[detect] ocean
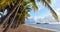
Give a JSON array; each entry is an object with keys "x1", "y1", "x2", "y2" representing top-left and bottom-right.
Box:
[{"x1": 25, "y1": 24, "x2": 60, "y2": 32}]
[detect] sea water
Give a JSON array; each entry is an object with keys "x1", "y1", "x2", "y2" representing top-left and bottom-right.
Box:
[{"x1": 25, "y1": 24, "x2": 60, "y2": 32}]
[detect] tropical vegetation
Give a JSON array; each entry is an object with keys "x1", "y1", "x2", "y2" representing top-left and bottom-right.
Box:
[{"x1": 0, "y1": 0, "x2": 58, "y2": 32}]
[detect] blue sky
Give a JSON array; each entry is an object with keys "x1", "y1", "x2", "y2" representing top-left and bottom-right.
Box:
[
  {"x1": 26, "y1": 0, "x2": 60, "y2": 24},
  {"x1": 29, "y1": 2, "x2": 50, "y2": 17},
  {"x1": 29, "y1": 0, "x2": 60, "y2": 18}
]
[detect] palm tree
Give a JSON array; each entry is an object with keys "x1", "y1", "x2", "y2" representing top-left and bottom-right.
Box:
[
  {"x1": 0, "y1": 0, "x2": 58, "y2": 32},
  {"x1": 0, "y1": 0, "x2": 30, "y2": 32},
  {"x1": 0, "y1": 0, "x2": 17, "y2": 10},
  {"x1": 39, "y1": 0, "x2": 59, "y2": 23}
]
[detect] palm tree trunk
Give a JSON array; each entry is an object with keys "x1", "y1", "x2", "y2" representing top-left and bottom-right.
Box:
[
  {"x1": 3, "y1": 6, "x2": 20, "y2": 32},
  {"x1": 3, "y1": 3, "x2": 25, "y2": 32},
  {"x1": 11, "y1": 5, "x2": 25, "y2": 28},
  {"x1": 44, "y1": 0, "x2": 58, "y2": 22},
  {"x1": 0, "y1": 0, "x2": 22, "y2": 29}
]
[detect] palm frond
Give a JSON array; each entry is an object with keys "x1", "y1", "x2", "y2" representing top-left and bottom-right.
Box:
[
  {"x1": 39, "y1": 0, "x2": 58, "y2": 21},
  {"x1": 29, "y1": 0, "x2": 38, "y2": 11},
  {"x1": 0, "y1": 0, "x2": 17, "y2": 10}
]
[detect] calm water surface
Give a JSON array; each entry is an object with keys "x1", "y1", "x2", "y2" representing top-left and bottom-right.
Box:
[{"x1": 27, "y1": 24, "x2": 60, "y2": 31}]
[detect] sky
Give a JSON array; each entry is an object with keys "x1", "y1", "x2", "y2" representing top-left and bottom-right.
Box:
[
  {"x1": 0, "y1": 9, "x2": 7, "y2": 18},
  {"x1": 0, "y1": 0, "x2": 60, "y2": 24},
  {"x1": 27, "y1": 0, "x2": 60, "y2": 24},
  {"x1": 28, "y1": 0, "x2": 60, "y2": 18},
  {"x1": 29, "y1": 0, "x2": 60, "y2": 17}
]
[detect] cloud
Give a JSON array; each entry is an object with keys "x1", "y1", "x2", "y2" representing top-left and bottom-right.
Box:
[
  {"x1": 55, "y1": 8, "x2": 60, "y2": 16},
  {"x1": 51, "y1": 0, "x2": 57, "y2": 6},
  {"x1": 56, "y1": 8, "x2": 60, "y2": 22},
  {"x1": 28, "y1": 16, "x2": 42, "y2": 22},
  {"x1": 57, "y1": 8, "x2": 60, "y2": 12},
  {"x1": 27, "y1": 14, "x2": 59, "y2": 24}
]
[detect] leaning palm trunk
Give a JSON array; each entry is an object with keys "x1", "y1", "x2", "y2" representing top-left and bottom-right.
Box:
[
  {"x1": 3, "y1": 5, "x2": 20, "y2": 32},
  {"x1": 3, "y1": 3, "x2": 25, "y2": 32},
  {"x1": 44, "y1": 0, "x2": 59, "y2": 22},
  {"x1": 0, "y1": 0, "x2": 22, "y2": 30},
  {"x1": 2, "y1": 0, "x2": 25, "y2": 32},
  {"x1": 0, "y1": 0, "x2": 59, "y2": 32}
]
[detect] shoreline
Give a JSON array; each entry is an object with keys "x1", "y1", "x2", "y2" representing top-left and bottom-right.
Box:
[
  {"x1": 24, "y1": 24, "x2": 60, "y2": 32},
  {"x1": 0, "y1": 24, "x2": 59, "y2": 32}
]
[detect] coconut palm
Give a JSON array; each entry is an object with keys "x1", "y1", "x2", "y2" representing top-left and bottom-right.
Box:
[
  {"x1": 0, "y1": 0, "x2": 58, "y2": 32},
  {"x1": 39, "y1": 0, "x2": 58, "y2": 21},
  {"x1": 0, "y1": 0, "x2": 30, "y2": 32}
]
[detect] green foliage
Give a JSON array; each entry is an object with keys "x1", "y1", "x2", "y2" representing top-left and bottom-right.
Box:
[
  {"x1": 29, "y1": 0, "x2": 38, "y2": 11},
  {"x1": 0, "y1": 0, "x2": 17, "y2": 10},
  {"x1": 0, "y1": 0, "x2": 58, "y2": 32}
]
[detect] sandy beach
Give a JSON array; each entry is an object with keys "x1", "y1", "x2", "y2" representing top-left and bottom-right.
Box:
[{"x1": 0, "y1": 24, "x2": 56, "y2": 32}]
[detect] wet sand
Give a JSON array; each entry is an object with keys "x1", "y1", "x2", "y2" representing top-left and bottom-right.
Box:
[{"x1": 0, "y1": 24, "x2": 56, "y2": 32}]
